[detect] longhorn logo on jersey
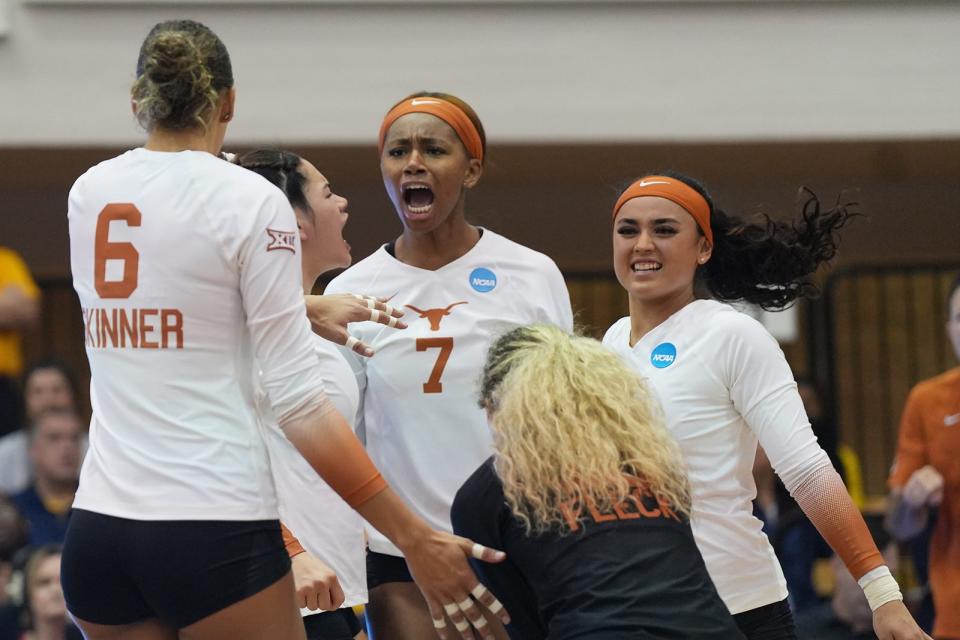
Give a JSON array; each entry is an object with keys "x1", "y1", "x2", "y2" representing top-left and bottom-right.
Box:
[
  {"x1": 405, "y1": 301, "x2": 468, "y2": 331},
  {"x1": 266, "y1": 228, "x2": 297, "y2": 253}
]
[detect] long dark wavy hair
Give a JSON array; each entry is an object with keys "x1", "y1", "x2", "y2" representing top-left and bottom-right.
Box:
[{"x1": 628, "y1": 171, "x2": 857, "y2": 310}]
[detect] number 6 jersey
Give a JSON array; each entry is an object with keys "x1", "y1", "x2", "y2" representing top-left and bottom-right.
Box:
[
  {"x1": 325, "y1": 228, "x2": 572, "y2": 556},
  {"x1": 68, "y1": 148, "x2": 332, "y2": 521}
]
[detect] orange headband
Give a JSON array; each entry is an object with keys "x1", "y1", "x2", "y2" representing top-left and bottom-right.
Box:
[
  {"x1": 613, "y1": 176, "x2": 713, "y2": 245},
  {"x1": 378, "y1": 97, "x2": 484, "y2": 164}
]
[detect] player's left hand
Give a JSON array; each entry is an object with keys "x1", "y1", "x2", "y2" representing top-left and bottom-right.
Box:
[
  {"x1": 872, "y1": 600, "x2": 932, "y2": 639},
  {"x1": 304, "y1": 293, "x2": 406, "y2": 357}
]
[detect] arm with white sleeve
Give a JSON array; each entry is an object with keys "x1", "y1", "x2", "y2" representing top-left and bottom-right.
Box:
[
  {"x1": 238, "y1": 191, "x2": 509, "y2": 639},
  {"x1": 722, "y1": 317, "x2": 928, "y2": 640}
]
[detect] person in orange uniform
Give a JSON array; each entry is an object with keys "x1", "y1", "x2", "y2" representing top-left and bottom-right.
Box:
[
  {"x1": 0, "y1": 247, "x2": 41, "y2": 434},
  {"x1": 887, "y1": 274, "x2": 960, "y2": 640}
]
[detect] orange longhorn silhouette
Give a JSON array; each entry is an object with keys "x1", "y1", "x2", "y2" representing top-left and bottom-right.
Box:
[{"x1": 404, "y1": 301, "x2": 469, "y2": 331}]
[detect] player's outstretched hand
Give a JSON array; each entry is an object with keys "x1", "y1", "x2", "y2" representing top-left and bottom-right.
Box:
[
  {"x1": 402, "y1": 530, "x2": 509, "y2": 640},
  {"x1": 873, "y1": 601, "x2": 932, "y2": 640},
  {"x1": 304, "y1": 293, "x2": 406, "y2": 357},
  {"x1": 291, "y1": 551, "x2": 345, "y2": 612}
]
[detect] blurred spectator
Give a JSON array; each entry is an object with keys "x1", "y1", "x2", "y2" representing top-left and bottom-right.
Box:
[
  {"x1": 0, "y1": 362, "x2": 79, "y2": 496},
  {"x1": 10, "y1": 411, "x2": 82, "y2": 547},
  {"x1": 0, "y1": 497, "x2": 29, "y2": 640},
  {"x1": 886, "y1": 274, "x2": 960, "y2": 640},
  {"x1": 0, "y1": 248, "x2": 40, "y2": 436},
  {"x1": 16, "y1": 545, "x2": 82, "y2": 640}
]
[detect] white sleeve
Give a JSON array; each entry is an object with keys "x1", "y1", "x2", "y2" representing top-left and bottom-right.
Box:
[
  {"x1": 720, "y1": 316, "x2": 832, "y2": 492},
  {"x1": 336, "y1": 343, "x2": 368, "y2": 444},
  {"x1": 539, "y1": 260, "x2": 574, "y2": 332},
  {"x1": 321, "y1": 276, "x2": 368, "y2": 441},
  {"x1": 239, "y1": 192, "x2": 331, "y2": 426}
]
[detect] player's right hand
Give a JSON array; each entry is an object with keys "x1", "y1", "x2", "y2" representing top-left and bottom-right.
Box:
[
  {"x1": 304, "y1": 293, "x2": 406, "y2": 357},
  {"x1": 292, "y1": 551, "x2": 345, "y2": 612},
  {"x1": 902, "y1": 465, "x2": 944, "y2": 508},
  {"x1": 402, "y1": 530, "x2": 509, "y2": 640}
]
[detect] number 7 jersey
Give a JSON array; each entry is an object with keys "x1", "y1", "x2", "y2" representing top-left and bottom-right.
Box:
[{"x1": 325, "y1": 229, "x2": 572, "y2": 556}]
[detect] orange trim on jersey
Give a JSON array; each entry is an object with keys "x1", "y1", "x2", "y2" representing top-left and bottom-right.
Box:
[
  {"x1": 613, "y1": 176, "x2": 713, "y2": 245},
  {"x1": 280, "y1": 522, "x2": 306, "y2": 558},
  {"x1": 793, "y1": 464, "x2": 883, "y2": 580},
  {"x1": 379, "y1": 97, "x2": 484, "y2": 163}
]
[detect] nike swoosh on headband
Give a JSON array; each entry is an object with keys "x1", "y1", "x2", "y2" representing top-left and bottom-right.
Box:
[{"x1": 636, "y1": 180, "x2": 671, "y2": 188}]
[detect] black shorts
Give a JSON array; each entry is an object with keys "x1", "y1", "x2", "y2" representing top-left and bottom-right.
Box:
[
  {"x1": 303, "y1": 608, "x2": 362, "y2": 640},
  {"x1": 62, "y1": 509, "x2": 290, "y2": 629},
  {"x1": 732, "y1": 598, "x2": 797, "y2": 640},
  {"x1": 366, "y1": 550, "x2": 413, "y2": 589}
]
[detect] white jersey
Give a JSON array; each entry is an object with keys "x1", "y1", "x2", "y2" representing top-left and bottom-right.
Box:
[
  {"x1": 69, "y1": 148, "x2": 331, "y2": 520},
  {"x1": 326, "y1": 228, "x2": 573, "y2": 555},
  {"x1": 603, "y1": 299, "x2": 829, "y2": 614},
  {"x1": 258, "y1": 335, "x2": 367, "y2": 612}
]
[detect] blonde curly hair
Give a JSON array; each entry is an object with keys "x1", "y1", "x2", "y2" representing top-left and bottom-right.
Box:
[{"x1": 479, "y1": 324, "x2": 691, "y2": 534}]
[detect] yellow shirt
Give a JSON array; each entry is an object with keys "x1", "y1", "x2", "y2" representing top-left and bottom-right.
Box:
[{"x1": 0, "y1": 247, "x2": 39, "y2": 376}]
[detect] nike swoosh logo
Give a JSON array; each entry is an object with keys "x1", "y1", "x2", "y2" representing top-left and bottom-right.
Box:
[
  {"x1": 944, "y1": 413, "x2": 960, "y2": 427},
  {"x1": 410, "y1": 98, "x2": 440, "y2": 106},
  {"x1": 636, "y1": 180, "x2": 671, "y2": 188}
]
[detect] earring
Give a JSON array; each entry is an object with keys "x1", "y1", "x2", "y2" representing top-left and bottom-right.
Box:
[{"x1": 221, "y1": 113, "x2": 232, "y2": 123}]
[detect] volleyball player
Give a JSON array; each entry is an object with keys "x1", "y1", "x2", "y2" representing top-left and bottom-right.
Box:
[
  {"x1": 324, "y1": 92, "x2": 573, "y2": 639},
  {"x1": 452, "y1": 324, "x2": 746, "y2": 639},
  {"x1": 602, "y1": 174, "x2": 928, "y2": 640},
  {"x1": 61, "y1": 22, "x2": 507, "y2": 640},
  {"x1": 235, "y1": 149, "x2": 369, "y2": 640}
]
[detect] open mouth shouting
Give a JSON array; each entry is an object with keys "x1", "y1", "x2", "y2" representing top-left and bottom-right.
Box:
[{"x1": 402, "y1": 183, "x2": 435, "y2": 216}]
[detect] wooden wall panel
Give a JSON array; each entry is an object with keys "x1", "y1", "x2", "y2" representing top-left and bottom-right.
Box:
[{"x1": 828, "y1": 267, "x2": 960, "y2": 497}]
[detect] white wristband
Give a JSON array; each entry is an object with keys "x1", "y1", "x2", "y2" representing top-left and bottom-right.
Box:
[{"x1": 857, "y1": 566, "x2": 903, "y2": 612}]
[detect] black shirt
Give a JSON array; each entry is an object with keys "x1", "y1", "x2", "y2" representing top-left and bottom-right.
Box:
[{"x1": 451, "y1": 457, "x2": 745, "y2": 640}]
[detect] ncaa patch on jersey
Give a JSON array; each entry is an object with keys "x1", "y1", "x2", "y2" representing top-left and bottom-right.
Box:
[
  {"x1": 469, "y1": 267, "x2": 497, "y2": 293},
  {"x1": 650, "y1": 342, "x2": 677, "y2": 368}
]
